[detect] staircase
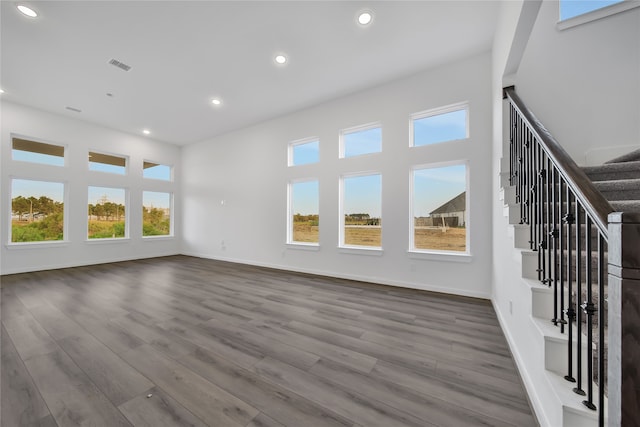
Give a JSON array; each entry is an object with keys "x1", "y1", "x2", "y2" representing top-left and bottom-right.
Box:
[{"x1": 500, "y1": 87, "x2": 640, "y2": 427}]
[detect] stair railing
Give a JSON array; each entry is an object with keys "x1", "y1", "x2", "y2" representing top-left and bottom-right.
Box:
[{"x1": 504, "y1": 86, "x2": 613, "y2": 426}]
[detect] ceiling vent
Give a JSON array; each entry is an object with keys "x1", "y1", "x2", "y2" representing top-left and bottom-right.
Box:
[
  {"x1": 108, "y1": 58, "x2": 131, "y2": 72},
  {"x1": 65, "y1": 106, "x2": 82, "y2": 113}
]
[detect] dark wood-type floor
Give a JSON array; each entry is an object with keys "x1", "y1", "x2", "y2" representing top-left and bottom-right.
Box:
[{"x1": 1, "y1": 255, "x2": 537, "y2": 427}]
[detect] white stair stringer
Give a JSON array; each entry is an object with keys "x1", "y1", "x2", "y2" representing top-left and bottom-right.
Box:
[{"x1": 497, "y1": 182, "x2": 602, "y2": 427}]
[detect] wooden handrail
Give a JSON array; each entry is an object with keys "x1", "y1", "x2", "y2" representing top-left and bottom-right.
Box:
[{"x1": 503, "y1": 86, "x2": 613, "y2": 236}]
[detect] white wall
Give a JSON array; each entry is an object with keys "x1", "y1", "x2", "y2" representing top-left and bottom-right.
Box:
[
  {"x1": 1, "y1": 102, "x2": 181, "y2": 274},
  {"x1": 182, "y1": 53, "x2": 493, "y2": 299},
  {"x1": 515, "y1": 1, "x2": 640, "y2": 165}
]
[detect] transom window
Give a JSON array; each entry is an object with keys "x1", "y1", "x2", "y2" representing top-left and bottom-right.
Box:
[
  {"x1": 12, "y1": 137, "x2": 65, "y2": 166},
  {"x1": 411, "y1": 103, "x2": 468, "y2": 147},
  {"x1": 340, "y1": 124, "x2": 382, "y2": 158},
  {"x1": 143, "y1": 162, "x2": 172, "y2": 181},
  {"x1": 560, "y1": 0, "x2": 623, "y2": 20},
  {"x1": 289, "y1": 138, "x2": 319, "y2": 166},
  {"x1": 89, "y1": 151, "x2": 127, "y2": 175}
]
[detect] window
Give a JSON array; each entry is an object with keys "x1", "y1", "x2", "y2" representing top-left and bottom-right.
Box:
[
  {"x1": 143, "y1": 191, "x2": 172, "y2": 237},
  {"x1": 89, "y1": 151, "x2": 127, "y2": 175},
  {"x1": 411, "y1": 103, "x2": 468, "y2": 147},
  {"x1": 289, "y1": 138, "x2": 319, "y2": 166},
  {"x1": 143, "y1": 161, "x2": 172, "y2": 181},
  {"x1": 88, "y1": 186, "x2": 127, "y2": 239},
  {"x1": 560, "y1": 0, "x2": 623, "y2": 20},
  {"x1": 340, "y1": 173, "x2": 382, "y2": 248},
  {"x1": 411, "y1": 163, "x2": 467, "y2": 253},
  {"x1": 12, "y1": 137, "x2": 65, "y2": 166},
  {"x1": 288, "y1": 180, "x2": 319, "y2": 244},
  {"x1": 340, "y1": 124, "x2": 382, "y2": 158},
  {"x1": 10, "y1": 179, "x2": 65, "y2": 243}
]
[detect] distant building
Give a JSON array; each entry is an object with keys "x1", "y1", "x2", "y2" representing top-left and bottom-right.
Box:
[{"x1": 430, "y1": 192, "x2": 466, "y2": 227}]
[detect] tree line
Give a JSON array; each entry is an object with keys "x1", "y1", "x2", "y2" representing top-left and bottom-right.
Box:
[
  {"x1": 88, "y1": 202, "x2": 125, "y2": 221},
  {"x1": 12, "y1": 196, "x2": 63, "y2": 221}
]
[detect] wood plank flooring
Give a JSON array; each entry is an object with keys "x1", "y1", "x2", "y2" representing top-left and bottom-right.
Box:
[{"x1": 1, "y1": 255, "x2": 537, "y2": 427}]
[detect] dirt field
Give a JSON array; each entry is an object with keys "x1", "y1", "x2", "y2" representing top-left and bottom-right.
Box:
[
  {"x1": 415, "y1": 227, "x2": 466, "y2": 252},
  {"x1": 345, "y1": 226, "x2": 381, "y2": 247},
  {"x1": 292, "y1": 223, "x2": 319, "y2": 243}
]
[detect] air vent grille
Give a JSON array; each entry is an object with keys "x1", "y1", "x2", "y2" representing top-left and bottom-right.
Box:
[
  {"x1": 65, "y1": 106, "x2": 82, "y2": 113},
  {"x1": 108, "y1": 58, "x2": 131, "y2": 71}
]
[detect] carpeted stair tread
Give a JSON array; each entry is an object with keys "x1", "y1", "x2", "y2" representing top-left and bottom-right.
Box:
[
  {"x1": 592, "y1": 178, "x2": 640, "y2": 201},
  {"x1": 604, "y1": 147, "x2": 640, "y2": 164},
  {"x1": 610, "y1": 200, "x2": 640, "y2": 212},
  {"x1": 582, "y1": 161, "x2": 640, "y2": 181}
]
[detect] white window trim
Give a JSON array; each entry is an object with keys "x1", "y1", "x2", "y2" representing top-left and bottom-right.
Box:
[
  {"x1": 143, "y1": 159, "x2": 174, "y2": 182},
  {"x1": 408, "y1": 160, "x2": 470, "y2": 256},
  {"x1": 11, "y1": 133, "x2": 67, "y2": 167},
  {"x1": 142, "y1": 191, "x2": 174, "y2": 238},
  {"x1": 88, "y1": 149, "x2": 129, "y2": 175},
  {"x1": 339, "y1": 171, "x2": 382, "y2": 250},
  {"x1": 288, "y1": 137, "x2": 320, "y2": 167},
  {"x1": 287, "y1": 178, "x2": 320, "y2": 246},
  {"x1": 339, "y1": 122, "x2": 382, "y2": 159},
  {"x1": 409, "y1": 101, "x2": 469, "y2": 147},
  {"x1": 87, "y1": 186, "x2": 130, "y2": 240},
  {"x1": 8, "y1": 176, "x2": 69, "y2": 245},
  {"x1": 557, "y1": 0, "x2": 640, "y2": 30}
]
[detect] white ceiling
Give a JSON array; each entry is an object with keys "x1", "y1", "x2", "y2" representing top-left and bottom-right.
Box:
[{"x1": 1, "y1": 1, "x2": 499, "y2": 146}]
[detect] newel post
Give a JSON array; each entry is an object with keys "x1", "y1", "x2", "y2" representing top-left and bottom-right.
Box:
[{"x1": 608, "y1": 212, "x2": 640, "y2": 427}]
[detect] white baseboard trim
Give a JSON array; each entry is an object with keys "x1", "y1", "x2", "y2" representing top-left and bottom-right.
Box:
[{"x1": 181, "y1": 251, "x2": 491, "y2": 300}]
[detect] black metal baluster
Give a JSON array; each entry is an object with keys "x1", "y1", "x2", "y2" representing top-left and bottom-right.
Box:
[
  {"x1": 598, "y1": 233, "x2": 605, "y2": 426},
  {"x1": 544, "y1": 156, "x2": 552, "y2": 286},
  {"x1": 529, "y1": 134, "x2": 537, "y2": 250},
  {"x1": 564, "y1": 190, "x2": 576, "y2": 383},
  {"x1": 574, "y1": 204, "x2": 585, "y2": 396},
  {"x1": 551, "y1": 167, "x2": 559, "y2": 323},
  {"x1": 582, "y1": 215, "x2": 596, "y2": 410},
  {"x1": 537, "y1": 149, "x2": 546, "y2": 281},
  {"x1": 558, "y1": 178, "x2": 566, "y2": 333}
]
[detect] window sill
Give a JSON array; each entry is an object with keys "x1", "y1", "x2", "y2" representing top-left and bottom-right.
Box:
[
  {"x1": 557, "y1": 1, "x2": 640, "y2": 30},
  {"x1": 338, "y1": 246, "x2": 383, "y2": 256},
  {"x1": 85, "y1": 238, "x2": 131, "y2": 244},
  {"x1": 407, "y1": 250, "x2": 472, "y2": 263},
  {"x1": 5, "y1": 241, "x2": 69, "y2": 250},
  {"x1": 142, "y1": 235, "x2": 174, "y2": 241},
  {"x1": 286, "y1": 243, "x2": 320, "y2": 251}
]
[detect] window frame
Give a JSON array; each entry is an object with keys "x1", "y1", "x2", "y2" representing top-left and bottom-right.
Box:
[
  {"x1": 11, "y1": 134, "x2": 67, "y2": 167},
  {"x1": 339, "y1": 122, "x2": 382, "y2": 159},
  {"x1": 409, "y1": 160, "x2": 470, "y2": 257},
  {"x1": 286, "y1": 178, "x2": 320, "y2": 247},
  {"x1": 410, "y1": 102, "x2": 469, "y2": 148},
  {"x1": 339, "y1": 171, "x2": 383, "y2": 252},
  {"x1": 86, "y1": 185, "x2": 130, "y2": 241},
  {"x1": 142, "y1": 190, "x2": 174, "y2": 238},
  {"x1": 88, "y1": 150, "x2": 129, "y2": 176},
  {"x1": 8, "y1": 176, "x2": 68, "y2": 246},
  {"x1": 557, "y1": 0, "x2": 639, "y2": 29},
  {"x1": 288, "y1": 137, "x2": 320, "y2": 167}
]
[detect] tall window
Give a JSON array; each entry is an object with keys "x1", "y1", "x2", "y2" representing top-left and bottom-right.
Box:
[
  {"x1": 143, "y1": 191, "x2": 172, "y2": 237},
  {"x1": 340, "y1": 124, "x2": 382, "y2": 158},
  {"x1": 143, "y1": 162, "x2": 172, "y2": 181},
  {"x1": 288, "y1": 180, "x2": 319, "y2": 244},
  {"x1": 12, "y1": 137, "x2": 65, "y2": 166},
  {"x1": 411, "y1": 163, "x2": 467, "y2": 253},
  {"x1": 88, "y1": 186, "x2": 127, "y2": 239},
  {"x1": 411, "y1": 103, "x2": 468, "y2": 147},
  {"x1": 289, "y1": 138, "x2": 319, "y2": 166},
  {"x1": 89, "y1": 151, "x2": 127, "y2": 175},
  {"x1": 10, "y1": 179, "x2": 65, "y2": 242},
  {"x1": 341, "y1": 173, "x2": 382, "y2": 248}
]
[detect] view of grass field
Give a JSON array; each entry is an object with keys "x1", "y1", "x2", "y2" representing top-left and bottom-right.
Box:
[
  {"x1": 415, "y1": 227, "x2": 466, "y2": 252},
  {"x1": 11, "y1": 213, "x2": 64, "y2": 242},
  {"x1": 88, "y1": 220, "x2": 125, "y2": 239}
]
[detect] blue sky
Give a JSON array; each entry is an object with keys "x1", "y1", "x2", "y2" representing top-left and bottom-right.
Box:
[
  {"x1": 292, "y1": 140, "x2": 319, "y2": 166},
  {"x1": 13, "y1": 149, "x2": 64, "y2": 166},
  {"x1": 144, "y1": 164, "x2": 172, "y2": 180},
  {"x1": 143, "y1": 191, "x2": 171, "y2": 209},
  {"x1": 344, "y1": 174, "x2": 381, "y2": 217},
  {"x1": 343, "y1": 127, "x2": 381, "y2": 157},
  {"x1": 88, "y1": 186, "x2": 125, "y2": 205},
  {"x1": 291, "y1": 181, "x2": 318, "y2": 215},
  {"x1": 414, "y1": 109, "x2": 466, "y2": 146},
  {"x1": 413, "y1": 164, "x2": 466, "y2": 217},
  {"x1": 89, "y1": 161, "x2": 126, "y2": 175},
  {"x1": 560, "y1": 0, "x2": 622, "y2": 20},
  {"x1": 12, "y1": 179, "x2": 64, "y2": 202}
]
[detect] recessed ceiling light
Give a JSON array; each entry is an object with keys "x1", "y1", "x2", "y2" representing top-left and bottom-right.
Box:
[
  {"x1": 211, "y1": 98, "x2": 222, "y2": 106},
  {"x1": 143, "y1": 129, "x2": 150, "y2": 135},
  {"x1": 358, "y1": 11, "x2": 373, "y2": 25},
  {"x1": 17, "y1": 5, "x2": 38, "y2": 18},
  {"x1": 275, "y1": 55, "x2": 287, "y2": 65}
]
